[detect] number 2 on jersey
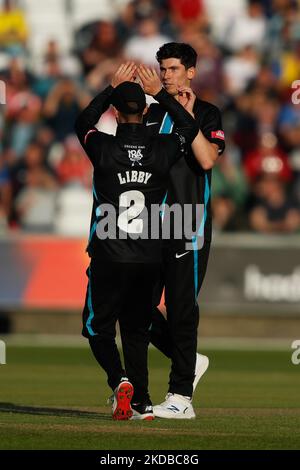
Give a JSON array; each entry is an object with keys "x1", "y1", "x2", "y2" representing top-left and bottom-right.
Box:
[{"x1": 117, "y1": 190, "x2": 145, "y2": 234}]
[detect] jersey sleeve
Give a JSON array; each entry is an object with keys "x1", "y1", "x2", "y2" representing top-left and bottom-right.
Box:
[
  {"x1": 199, "y1": 105, "x2": 225, "y2": 155},
  {"x1": 74, "y1": 85, "x2": 114, "y2": 166},
  {"x1": 75, "y1": 123, "x2": 108, "y2": 167},
  {"x1": 82, "y1": 129, "x2": 108, "y2": 166},
  {"x1": 160, "y1": 132, "x2": 188, "y2": 167},
  {"x1": 154, "y1": 88, "x2": 198, "y2": 144}
]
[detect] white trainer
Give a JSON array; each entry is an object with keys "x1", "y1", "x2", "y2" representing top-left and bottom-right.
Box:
[
  {"x1": 153, "y1": 393, "x2": 196, "y2": 419},
  {"x1": 193, "y1": 353, "x2": 209, "y2": 392}
]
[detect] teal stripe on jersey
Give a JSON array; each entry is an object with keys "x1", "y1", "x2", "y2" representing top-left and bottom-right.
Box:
[
  {"x1": 92, "y1": 177, "x2": 99, "y2": 202},
  {"x1": 87, "y1": 181, "x2": 101, "y2": 249},
  {"x1": 159, "y1": 112, "x2": 210, "y2": 300},
  {"x1": 88, "y1": 206, "x2": 101, "y2": 244},
  {"x1": 192, "y1": 235, "x2": 199, "y2": 302},
  {"x1": 197, "y1": 174, "x2": 210, "y2": 238},
  {"x1": 192, "y1": 174, "x2": 210, "y2": 301},
  {"x1": 86, "y1": 267, "x2": 97, "y2": 336},
  {"x1": 160, "y1": 191, "x2": 168, "y2": 220},
  {"x1": 159, "y1": 112, "x2": 174, "y2": 134}
]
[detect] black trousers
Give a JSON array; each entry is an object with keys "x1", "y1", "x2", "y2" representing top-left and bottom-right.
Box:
[
  {"x1": 150, "y1": 241, "x2": 211, "y2": 398},
  {"x1": 82, "y1": 257, "x2": 159, "y2": 403}
]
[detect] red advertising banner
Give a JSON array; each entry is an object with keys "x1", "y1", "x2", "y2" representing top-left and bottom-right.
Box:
[{"x1": 0, "y1": 236, "x2": 89, "y2": 309}]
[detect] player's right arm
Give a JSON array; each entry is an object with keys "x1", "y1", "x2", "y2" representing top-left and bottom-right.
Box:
[{"x1": 74, "y1": 85, "x2": 113, "y2": 160}]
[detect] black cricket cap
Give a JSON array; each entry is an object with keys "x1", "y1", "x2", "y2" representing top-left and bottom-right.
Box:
[{"x1": 111, "y1": 81, "x2": 146, "y2": 114}]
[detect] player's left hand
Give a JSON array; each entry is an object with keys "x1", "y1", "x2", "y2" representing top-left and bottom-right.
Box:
[
  {"x1": 111, "y1": 62, "x2": 137, "y2": 88},
  {"x1": 137, "y1": 65, "x2": 162, "y2": 96},
  {"x1": 177, "y1": 86, "x2": 196, "y2": 116}
]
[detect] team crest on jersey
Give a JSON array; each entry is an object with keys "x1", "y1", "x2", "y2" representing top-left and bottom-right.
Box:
[{"x1": 127, "y1": 148, "x2": 143, "y2": 166}]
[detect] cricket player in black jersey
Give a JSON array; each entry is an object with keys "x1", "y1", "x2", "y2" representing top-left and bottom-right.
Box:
[
  {"x1": 143, "y1": 43, "x2": 225, "y2": 419},
  {"x1": 75, "y1": 62, "x2": 198, "y2": 421}
]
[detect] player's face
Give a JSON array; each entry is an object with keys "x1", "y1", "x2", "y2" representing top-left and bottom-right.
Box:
[{"x1": 159, "y1": 58, "x2": 195, "y2": 96}]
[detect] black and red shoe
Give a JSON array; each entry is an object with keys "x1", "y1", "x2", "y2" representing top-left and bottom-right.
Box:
[{"x1": 131, "y1": 401, "x2": 154, "y2": 421}]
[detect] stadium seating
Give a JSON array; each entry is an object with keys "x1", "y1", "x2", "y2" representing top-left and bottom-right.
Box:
[
  {"x1": 71, "y1": 0, "x2": 117, "y2": 30},
  {"x1": 23, "y1": 0, "x2": 72, "y2": 55},
  {"x1": 203, "y1": 0, "x2": 247, "y2": 42},
  {"x1": 54, "y1": 186, "x2": 93, "y2": 236}
]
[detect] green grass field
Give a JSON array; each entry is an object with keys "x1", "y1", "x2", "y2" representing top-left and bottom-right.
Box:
[{"x1": 0, "y1": 345, "x2": 299, "y2": 450}]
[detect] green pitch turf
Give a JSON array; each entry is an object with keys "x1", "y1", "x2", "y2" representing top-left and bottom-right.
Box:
[{"x1": 0, "y1": 345, "x2": 299, "y2": 450}]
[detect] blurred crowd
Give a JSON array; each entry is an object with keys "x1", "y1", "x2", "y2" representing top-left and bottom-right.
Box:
[{"x1": 0, "y1": 0, "x2": 300, "y2": 236}]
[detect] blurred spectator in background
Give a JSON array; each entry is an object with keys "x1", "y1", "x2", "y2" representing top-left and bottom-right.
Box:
[
  {"x1": 179, "y1": 29, "x2": 223, "y2": 100},
  {"x1": 265, "y1": 0, "x2": 300, "y2": 77},
  {"x1": 275, "y1": 40, "x2": 300, "y2": 91},
  {"x1": 0, "y1": 0, "x2": 299, "y2": 235},
  {"x1": 278, "y1": 99, "x2": 300, "y2": 149},
  {"x1": 224, "y1": 46, "x2": 260, "y2": 97},
  {"x1": 5, "y1": 89, "x2": 41, "y2": 159},
  {"x1": 249, "y1": 64, "x2": 279, "y2": 96},
  {"x1": 0, "y1": 0, "x2": 28, "y2": 54},
  {"x1": 32, "y1": 56, "x2": 62, "y2": 100},
  {"x1": 1, "y1": 55, "x2": 29, "y2": 95},
  {"x1": 252, "y1": 96, "x2": 280, "y2": 139},
  {"x1": 249, "y1": 173, "x2": 300, "y2": 233},
  {"x1": 222, "y1": 0, "x2": 267, "y2": 53},
  {"x1": 10, "y1": 141, "x2": 57, "y2": 232},
  {"x1": 290, "y1": 148, "x2": 300, "y2": 205},
  {"x1": 34, "y1": 126, "x2": 55, "y2": 159},
  {"x1": 80, "y1": 21, "x2": 122, "y2": 75},
  {"x1": 244, "y1": 133, "x2": 293, "y2": 183},
  {"x1": 124, "y1": 16, "x2": 171, "y2": 66},
  {"x1": 115, "y1": 1, "x2": 137, "y2": 42},
  {"x1": 85, "y1": 59, "x2": 120, "y2": 95},
  {"x1": 3, "y1": 57, "x2": 42, "y2": 159},
  {"x1": 32, "y1": 40, "x2": 82, "y2": 99},
  {"x1": 14, "y1": 167, "x2": 57, "y2": 232},
  {"x1": 230, "y1": 92, "x2": 258, "y2": 155},
  {"x1": 9, "y1": 141, "x2": 55, "y2": 197},
  {"x1": 0, "y1": 156, "x2": 11, "y2": 232},
  {"x1": 231, "y1": 87, "x2": 280, "y2": 155},
  {"x1": 0, "y1": 195, "x2": 8, "y2": 233},
  {"x1": 43, "y1": 78, "x2": 90, "y2": 142},
  {"x1": 212, "y1": 143, "x2": 249, "y2": 231},
  {"x1": 56, "y1": 136, "x2": 91, "y2": 188},
  {"x1": 168, "y1": 0, "x2": 208, "y2": 31}
]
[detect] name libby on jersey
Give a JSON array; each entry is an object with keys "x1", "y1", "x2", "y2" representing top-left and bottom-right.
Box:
[{"x1": 118, "y1": 171, "x2": 152, "y2": 185}]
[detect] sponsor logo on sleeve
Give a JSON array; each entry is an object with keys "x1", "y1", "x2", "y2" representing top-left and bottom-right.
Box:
[{"x1": 211, "y1": 130, "x2": 225, "y2": 140}]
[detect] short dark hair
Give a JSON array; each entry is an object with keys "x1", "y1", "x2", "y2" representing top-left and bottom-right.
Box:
[{"x1": 156, "y1": 42, "x2": 197, "y2": 69}]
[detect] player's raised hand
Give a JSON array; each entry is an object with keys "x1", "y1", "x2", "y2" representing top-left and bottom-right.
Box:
[
  {"x1": 137, "y1": 65, "x2": 162, "y2": 96},
  {"x1": 111, "y1": 62, "x2": 137, "y2": 88},
  {"x1": 177, "y1": 86, "x2": 196, "y2": 116}
]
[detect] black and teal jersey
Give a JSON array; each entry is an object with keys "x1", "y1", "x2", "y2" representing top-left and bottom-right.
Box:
[
  {"x1": 144, "y1": 96, "x2": 225, "y2": 245},
  {"x1": 75, "y1": 86, "x2": 198, "y2": 263}
]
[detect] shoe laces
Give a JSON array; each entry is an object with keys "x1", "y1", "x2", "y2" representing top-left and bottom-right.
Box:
[
  {"x1": 172, "y1": 393, "x2": 192, "y2": 404},
  {"x1": 160, "y1": 393, "x2": 174, "y2": 406},
  {"x1": 163, "y1": 393, "x2": 192, "y2": 407}
]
